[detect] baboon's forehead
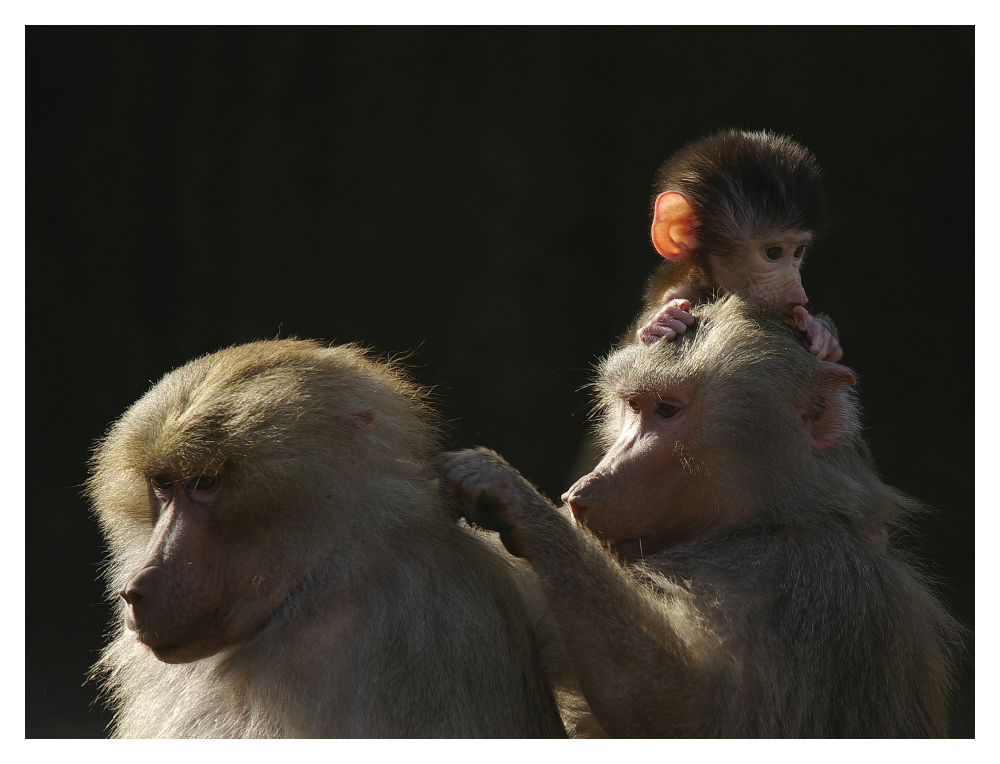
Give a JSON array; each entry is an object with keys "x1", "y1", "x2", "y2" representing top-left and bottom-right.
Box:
[
  {"x1": 107, "y1": 365, "x2": 320, "y2": 468},
  {"x1": 600, "y1": 304, "x2": 799, "y2": 396},
  {"x1": 598, "y1": 345, "x2": 693, "y2": 395},
  {"x1": 107, "y1": 344, "x2": 433, "y2": 473}
]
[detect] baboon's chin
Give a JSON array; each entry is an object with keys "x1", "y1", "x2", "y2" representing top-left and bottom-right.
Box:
[
  {"x1": 144, "y1": 634, "x2": 229, "y2": 664},
  {"x1": 135, "y1": 612, "x2": 230, "y2": 663}
]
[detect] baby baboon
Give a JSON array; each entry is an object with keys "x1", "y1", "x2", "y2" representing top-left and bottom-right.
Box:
[
  {"x1": 441, "y1": 296, "x2": 959, "y2": 737},
  {"x1": 88, "y1": 339, "x2": 565, "y2": 738},
  {"x1": 633, "y1": 129, "x2": 842, "y2": 361}
]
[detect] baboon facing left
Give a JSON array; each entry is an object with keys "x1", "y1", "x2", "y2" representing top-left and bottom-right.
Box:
[
  {"x1": 88, "y1": 339, "x2": 566, "y2": 738},
  {"x1": 442, "y1": 296, "x2": 960, "y2": 737}
]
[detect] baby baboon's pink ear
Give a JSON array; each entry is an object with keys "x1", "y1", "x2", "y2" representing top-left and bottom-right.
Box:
[{"x1": 651, "y1": 192, "x2": 699, "y2": 261}]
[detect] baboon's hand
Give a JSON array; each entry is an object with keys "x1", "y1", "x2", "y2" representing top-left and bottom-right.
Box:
[
  {"x1": 637, "y1": 299, "x2": 695, "y2": 345},
  {"x1": 437, "y1": 448, "x2": 536, "y2": 558},
  {"x1": 794, "y1": 307, "x2": 844, "y2": 362}
]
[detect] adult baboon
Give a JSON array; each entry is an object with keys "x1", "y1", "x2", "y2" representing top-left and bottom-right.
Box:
[
  {"x1": 88, "y1": 339, "x2": 566, "y2": 738},
  {"x1": 441, "y1": 296, "x2": 959, "y2": 737}
]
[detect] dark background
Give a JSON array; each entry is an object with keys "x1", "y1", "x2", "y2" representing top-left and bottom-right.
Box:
[{"x1": 26, "y1": 26, "x2": 974, "y2": 738}]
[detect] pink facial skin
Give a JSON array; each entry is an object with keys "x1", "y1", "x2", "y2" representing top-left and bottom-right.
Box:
[{"x1": 561, "y1": 386, "x2": 719, "y2": 562}]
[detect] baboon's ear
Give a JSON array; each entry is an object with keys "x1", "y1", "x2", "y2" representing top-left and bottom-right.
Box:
[
  {"x1": 798, "y1": 366, "x2": 856, "y2": 451},
  {"x1": 341, "y1": 408, "x2": 378, "y2": 465},
  {"x1": 651, "y1": 192, "x2": 699, "y2": 261},
  {"x1": 350, "y1": 408, "x2": 397, "y2": 460}
]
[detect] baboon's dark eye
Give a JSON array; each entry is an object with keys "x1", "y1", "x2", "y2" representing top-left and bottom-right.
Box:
[
  {"x1": 793, "y1": 245, "x2": 806, "y2": 259},
  {"x1": 765, "y1": 246, "x2": 782, "y2": 261},
  {"x1": 656, "y1": 402, "x2": 681, "y2": 419},
  {"x1": 190, "y1": 475, "x2": 218, "y2": 491},
  {"x1": 150, "y1": 474, "x2": 172, "y2": 489},
  {"x1": 627, "y1": 399, "x2": 640, "y2": 413}
]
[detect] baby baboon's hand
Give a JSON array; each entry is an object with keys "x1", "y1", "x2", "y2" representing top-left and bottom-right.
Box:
[
  {"x1": 637, "y1": 299, "x2": 694, "y2": 345},
  {"x1": 794, "y1": 306, "x2": 844, "y2": 362},
  {"x1": 437, "y1": 448, "x2": 536, "y2": 558}
]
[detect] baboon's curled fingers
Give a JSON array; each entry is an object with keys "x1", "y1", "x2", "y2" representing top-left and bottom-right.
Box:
[{"x1": 436, "y1": 448, "x2": 525, "y2": 534}]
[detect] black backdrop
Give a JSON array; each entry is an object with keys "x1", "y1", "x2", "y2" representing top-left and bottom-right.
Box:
[{"x1": 26, "y1": 26, "x2": 974, "y2": 738}]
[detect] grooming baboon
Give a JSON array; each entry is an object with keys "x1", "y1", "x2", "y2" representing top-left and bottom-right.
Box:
[
  {"x1": 441, "y1": 296, "x2": 958, "y2": 737},
  {"x1": 88, "y1": 339, "x2": 566, "y2": 738},
  {"x1": 632, "y1": 129, "x2": 842, "y2": 362}
]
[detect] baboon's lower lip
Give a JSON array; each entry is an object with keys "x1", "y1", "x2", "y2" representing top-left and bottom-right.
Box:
[{"x1": 131, "y1": 610, "x2": 217, "y2": 648}]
